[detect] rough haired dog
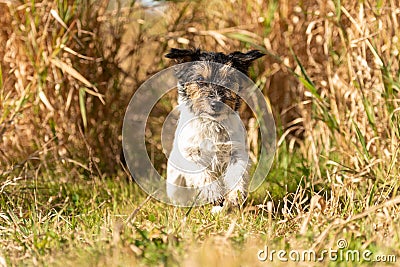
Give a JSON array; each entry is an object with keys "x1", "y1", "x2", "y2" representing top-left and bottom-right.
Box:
[{"x1": 165, "y1": 48, "x2": 264, "y2": 211}]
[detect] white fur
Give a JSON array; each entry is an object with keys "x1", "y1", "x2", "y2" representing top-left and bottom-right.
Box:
[{"x1": 166, "y1": 100, "x2": 249, "y2": 207}]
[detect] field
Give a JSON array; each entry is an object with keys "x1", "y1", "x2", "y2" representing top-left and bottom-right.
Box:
[{"x1": 1, "y1": 0, "x2": 400, "y2": 266}]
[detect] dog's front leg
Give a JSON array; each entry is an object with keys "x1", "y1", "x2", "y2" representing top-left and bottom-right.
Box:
[{"x1": 223, "y1": 149, "x2": 249, "y2": 207}]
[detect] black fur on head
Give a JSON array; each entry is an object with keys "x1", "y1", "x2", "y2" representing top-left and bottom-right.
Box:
[
  {"x1": 165, "y1": 48, "x2": 265, "y2": 118},
  {"x1": 165, "y1": 48, "x2": 264, "y2": 74}
]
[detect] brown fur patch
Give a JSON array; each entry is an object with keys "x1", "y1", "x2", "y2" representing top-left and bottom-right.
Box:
[
  {"x1": 224, "y1": 95, "x2": 238, "y2": 111},
  {"x1": 186, "y1": 83, "x2": 201, "y2": 100},
  {"x1": 180, "y1": 60, "x2": 245, "y2": 116}
]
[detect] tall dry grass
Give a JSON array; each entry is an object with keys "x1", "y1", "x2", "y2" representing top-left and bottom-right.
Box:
[
  {"x1": 0, "y1": 0, "x2": 144, "y2": 176},
  {"x1": 1, "y1": 0, "x2": 399, "y2": 198},
  {"x1": 1, "y1": 0, "x2": 400, "y2": 208},
  {"x1": 0, "y1": 0, "x2": 400, "y2": 264}
]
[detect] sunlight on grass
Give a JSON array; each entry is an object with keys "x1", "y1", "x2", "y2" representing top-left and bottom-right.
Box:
[{"x1": 1, "y1": 0, "x2": 400, "y2": 266}]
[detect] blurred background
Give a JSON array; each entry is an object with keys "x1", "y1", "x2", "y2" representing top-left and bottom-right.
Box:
[
  {"x1": 1, "y1": 0, "x2": 399, "y2": 199},
  {"x1": 1, "y1": 0, "x2": 400, "y2": 265}
]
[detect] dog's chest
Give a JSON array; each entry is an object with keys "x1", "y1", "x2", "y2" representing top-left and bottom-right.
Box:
[
  {"x1": 179, "y1": 118, "x2": 233, "y2": 169},
  {"x1": 181, "y1": 118, "x2": 229, "y2": 147}
]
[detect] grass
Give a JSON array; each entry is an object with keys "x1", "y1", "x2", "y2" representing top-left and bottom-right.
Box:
[
  {"x1": 1, "y1": 0, "x2": 400, "y2": 266},
  {"x1": 2, "y1": 166, "x2": 399, "y2": 266}
]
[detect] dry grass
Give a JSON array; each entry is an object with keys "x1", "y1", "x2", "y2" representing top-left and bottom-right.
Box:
[{"x1": 1, "y1": 0, "x2": 400, "y2": 266}]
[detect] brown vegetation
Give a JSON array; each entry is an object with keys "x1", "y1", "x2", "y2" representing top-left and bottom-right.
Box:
[{"x1": 1, "y1": 0, "x2": 399, "y2": 265}]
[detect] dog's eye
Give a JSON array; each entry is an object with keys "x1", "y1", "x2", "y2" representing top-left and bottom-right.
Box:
[
  {"x1": 196, "y1": 76, "x2": 205, "y2": 82},
  {"x1": 207, "y1": 94, "x2": 214, "y2": 98}
]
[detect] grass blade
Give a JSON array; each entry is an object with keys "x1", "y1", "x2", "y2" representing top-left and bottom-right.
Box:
[
  {"x1": 51, "y1": 58, "x2": 105, "y2": 104},
  {"x1": 0, "y1": 64, "x2": 3, "y2": 91},
  {"x1": 352, "y1": 120, "x2": 370, "y2": 160},
  {"x1": 291, "y1": 49, "x2": 322, "y2": 102},
  {"x1": 79, "y1": 88, "x2": 87, "y2": 129}
]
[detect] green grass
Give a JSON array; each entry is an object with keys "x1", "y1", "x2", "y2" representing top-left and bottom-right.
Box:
[
  {"x1": 1, "y1": 0, "x2": 400, "y2": 266},
  {"x1": 1, "y1": 160, "x2": 399, "y2": 266}
]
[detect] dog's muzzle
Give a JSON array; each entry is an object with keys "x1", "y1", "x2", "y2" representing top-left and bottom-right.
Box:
[{"x1": 210, "y1": 100, "x2": 224, "y2": 112}]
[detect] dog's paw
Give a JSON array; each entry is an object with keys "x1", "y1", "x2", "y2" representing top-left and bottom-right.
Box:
[
  {"x1": 225, "y1": 189, "x2": 246, "y2": 207},
  {"x1": 211, "y1": 205, "x2": 224, "y2": 214}
]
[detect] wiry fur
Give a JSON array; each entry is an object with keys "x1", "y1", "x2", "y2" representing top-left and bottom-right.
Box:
[{"x1": 165, "y1": 48, "x2": 264, "y2": 209}]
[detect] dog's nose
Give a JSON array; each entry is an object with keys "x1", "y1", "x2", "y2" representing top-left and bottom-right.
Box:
[{"x1": 210, "y1": 101, "x2": 223, "y2": 112}]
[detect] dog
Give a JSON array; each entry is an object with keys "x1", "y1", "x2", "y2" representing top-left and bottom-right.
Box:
[{"x1": 164, "y1": 48, "x2": 264, "y2": 211}]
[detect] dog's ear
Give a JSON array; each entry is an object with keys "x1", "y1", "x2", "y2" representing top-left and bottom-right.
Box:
[
  {"x1": 165, "y1": 48, "x2": 201, "y2": 63},
  {"x1": 229, "y1": 50, "x2": 265, "y2": 73}
]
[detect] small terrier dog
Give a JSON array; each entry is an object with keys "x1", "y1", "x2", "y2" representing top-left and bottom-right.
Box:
[{"x1": 165, "y1": 48, "x2": 264, "y2": 210}]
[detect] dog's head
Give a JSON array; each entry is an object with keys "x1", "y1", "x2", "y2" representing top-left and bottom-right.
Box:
[{"x1": 165, "y1": 48, "x2": 264, "y2": 119}]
